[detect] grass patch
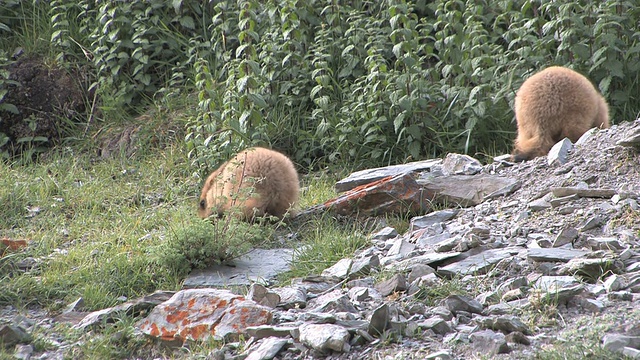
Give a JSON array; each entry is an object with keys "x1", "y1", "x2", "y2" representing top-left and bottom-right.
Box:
[
  {"x1": 0, "y1": 146, "x2": 194, "y2": 310},
  {"x1": 151, "y1": 215, "x2": 276, "y2": 277},
  {"x1": 413, "y1": 276, "x2": 471, "y2": 307},
  {"x1": 281, "y1": 213, "x2": 374, "y2": 282},
  {"x1": 297, "y1": 171, "x2": 341, "y2": 209},
  {"x1": 0, "y1": 123, "x2": 378, "y2": 358}
]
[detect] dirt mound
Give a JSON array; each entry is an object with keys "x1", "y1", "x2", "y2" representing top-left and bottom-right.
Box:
[{"x1": 0, "y1": 56, "x2": 89, "y2": 155}]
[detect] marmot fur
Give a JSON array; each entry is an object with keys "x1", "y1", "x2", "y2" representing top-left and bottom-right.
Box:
[
  {"x1": 198, "y1": 147, "x2": 300, "y2": 221},
  {"x1": 512, "y1": 66, "x2": 610, "y2": 161}
]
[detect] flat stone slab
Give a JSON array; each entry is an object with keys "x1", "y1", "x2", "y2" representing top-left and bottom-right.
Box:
[
  {"x1": 551, "y1": 187, "x2": 617, "y2": 198},
  {"x1": 335, "y1": 159, "x2": 442, "y2": 193},
  {"x1": 387, "y1": 252, "x2": 461, "y2": 272},
  {"x1": 527, "y1": 248, "x2": 589, "y2": 263},
  {"x1": 416, "y1": 174, "x2": 521, "y2": 207},
  {"x1": 184, "y1": 248, "x2": 293, "y2": 288},
  {"x1": 438, "y1": 249, "x2": 516, "y2": 277}
]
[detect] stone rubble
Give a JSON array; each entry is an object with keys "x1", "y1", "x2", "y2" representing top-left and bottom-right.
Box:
[{"x1": 2, "y1": 119, "x2": 640, "y2": 359}]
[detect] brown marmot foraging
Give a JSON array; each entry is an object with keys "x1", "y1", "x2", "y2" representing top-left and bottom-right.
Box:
[
  {"x1": 198, "y1": 147, "x2": 300, "y2": 221},
  {"x1": 512, "y1": 66, "x2": 610, "y2": 161}
]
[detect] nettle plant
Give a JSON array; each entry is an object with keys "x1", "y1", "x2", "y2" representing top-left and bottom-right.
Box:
[
  {"x1": 0, "y1": 56, "x2": 18, "y2": 159},
  {"x1": 12, "y1": 0, "x2": 637, "y2": 168}
]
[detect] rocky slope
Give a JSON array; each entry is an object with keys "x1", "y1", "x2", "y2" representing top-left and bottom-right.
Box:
[{"x1": 3, "y1": 119, "x2": 640, "y2": 360}]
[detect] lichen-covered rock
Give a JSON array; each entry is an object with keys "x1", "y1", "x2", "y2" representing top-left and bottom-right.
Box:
[{"x1": 136, "y1": 289, "x2": 272, "y2": 342}]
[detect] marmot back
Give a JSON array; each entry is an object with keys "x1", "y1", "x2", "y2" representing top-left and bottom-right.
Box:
[
  {"x1": 198, "y1": 147, "x2": 300, "y2": 222},
  {"x1": 512, "y1": 66, "x2": 610, "y2": 161}
]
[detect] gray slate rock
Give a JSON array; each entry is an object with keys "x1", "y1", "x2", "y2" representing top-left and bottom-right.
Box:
[
  {"x1": 63, "y1": 297, "x2": 85, "y2": 313},
  {"x1": 307, "y1": 290, "x2": 357, "y2": 313},
  {"x1": 245, "y1": 325, "x2": 298, "y2": 339},
  {"x1": 441, "y1": 294, "x2": 483, "y2": 315},
  {"x1": 534, "y1": 276, "x2": 579, "y2": 290},
  {"x1": 387, "y1": 238, "x2": 416, "y2": 258},
  {"x1": 552, "y1": 187, "x2": 617, "y2": 198},
  {"x1": 527, "y1": 248, "x2": 589, "y2": 263},
  {"x1": 74, "y1": 290, "x2": 174, "y2": 330},
  {"x1": 623, "y1": 347, "x2": 640, "y2": 359},
  {"x1": 529, "y1": 197, "x2": 552, "y2": 211},
  {"x1": 588, "y1": 237, "x2": 624, "y2": 251},
  {"x1": 531, "y1": 284, "x2": 585, "y2": 304},
  {"x1": 552, "y1": 227, "x2": 578, "y2": 247},
  {"x1": 369, "y1": 227, "x2": 399, "y2": 241},
  {"x1": 431, "y1": 306, "x2": 454, "y2": 320},
  {"x1": 245, "y1": 337, "x2": 289, "y2": 360},
  {"x1": 470, "y1": 329, "x2": 510, "y2": 355},
  {"x1": 441, "y1": 153, "x2": 483, "y2": 176},
  {"x1": 409, "y1": 209, "x2": 460, "y2": 231},
  {"x1": 438, "y1": 249, "x2": 515, "y2": 277},
  {"x1": 184, "y1": 248, "x2": 293, "y2": 287},
  {"x1": 368, "y1": 303, "x2": 390, "y2": 336},
  {"x1": 575, "y1": 127, "x2": 598, "y2": 145},
  {"x1": 272, "y1": 286, "x2": 307, "y2": 309},
  {"x1": 549, "y1": 194, "x2": 579, "y2": 208},
  {"x1": 348, "y1": 287, "x2": 374, "y2": 302},
  {"x1": 547, "y1": 138, "x2": 573, "y2": 166},
  {"x1": 335, "y1": 159, "x2": 441, "y2": 192},
  {"x1": 417, "y1": 317, "x2": 453, "y2": 335},
  {"x1": 602, "y1": 333, "x2": 640, "y2": 353},
  {"x1": 299, "y1": 323, "x2": 351, "y2": 353},
  {"x1": 560, "y1": 257, "x2": 623, "y2": 279},
  {"x1": 321, "y1": 258, "x2": 352, "y2": 279},
  {"x1": 505, "y1": 331, "x2": 531, "y2": 345},
  {"x1": 616, "y1": 123, "x2": 640, "y2": 148},
  {"x1": 13, "y1": 344, "x2": 33, "y2": 360},
  {"x1": 416, "y1": 174, "x2": 521, "y2": 207},
  {"x1": 497, "y1": 276, "x2": 529, "y2": 293},
  {"x1": 349, "y1": 255, "x2": 380, "y2": 279},
  {"x1": 475, "y1": 315, "x2": 531, "y2": 334},
  {"x1": 375, "y1": 274, "x2": 408, "y2": 296},
  {"x1": 0, "y1": 324, "x2": 32, "y2": 347},
  {"x1": 389, "y1": 252, "x2": 461, "y2": 272},
  {"x1": 407, "y1": 263, "x2": 436, "y2": 283},
  {"x1": 248, "y1": 283, "x2": 280, "y2": 308},
  {"x1": 425, "y1": 350, "x2": 454, "y2": 360}
]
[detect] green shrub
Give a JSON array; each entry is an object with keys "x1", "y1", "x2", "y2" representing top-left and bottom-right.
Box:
[{"x1": 154, "y1": 216, "x2": 274, "y2": 276}]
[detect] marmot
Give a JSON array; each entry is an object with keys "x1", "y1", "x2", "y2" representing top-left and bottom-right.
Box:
[
  {"x1": 512, "y1": 66, "x2": 610, "y2": 161},
  {"x1": 197, "y1": 147, "x2": 300, "y2": 221}
]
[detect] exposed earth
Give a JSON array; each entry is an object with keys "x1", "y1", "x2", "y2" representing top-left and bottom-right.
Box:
[{"x1": 0, "y1": 56, "x2": 88, "y2": 156}]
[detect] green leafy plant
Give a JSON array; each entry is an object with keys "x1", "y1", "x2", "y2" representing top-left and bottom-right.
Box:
[
  {"x1": 0, "y1": 50, "x2": 19, "y2": 159},
  {"x1": 2, "y1": 0, "x2": 640, "y2": 169},
  {"x1": 154, "y1": 191, "x2": 277, "y2": 276}
]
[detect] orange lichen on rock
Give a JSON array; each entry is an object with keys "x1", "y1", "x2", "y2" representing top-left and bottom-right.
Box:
[
  {"x1": 136, "y1": 289, "x2": 272, "y2": 343},
  {"x1": 323, "y1": 173, "x2": 432, "y2": 216},
  {"x1": 165, "y1": 310, "x2": 189, "y2": 324}
]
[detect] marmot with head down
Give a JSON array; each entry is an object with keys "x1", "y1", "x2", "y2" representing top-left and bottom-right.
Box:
[
  {"x1": 512, "y1": 66, "x2": 610, "y2": 161},
  {"x1": 197, "y1": 147, "x2": 300, "y2": 222}
]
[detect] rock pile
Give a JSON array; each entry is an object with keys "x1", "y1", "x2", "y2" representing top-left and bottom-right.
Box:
[{"x1": 3, "y1": 120, "x2": 640, "y2": 359}]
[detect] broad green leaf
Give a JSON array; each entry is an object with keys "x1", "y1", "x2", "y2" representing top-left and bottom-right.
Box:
[{"x1": 180, "y1": 16, "x2": 195, "y2": 29}]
